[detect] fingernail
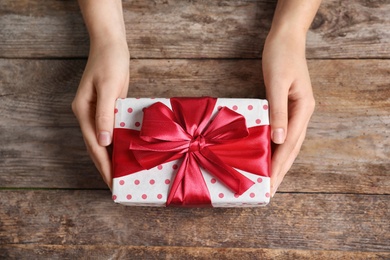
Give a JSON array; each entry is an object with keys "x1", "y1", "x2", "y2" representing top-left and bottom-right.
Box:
[
  {"x1": 272, "y1": 128, "x2": 285, "y2": 144},
  {"x1": 98, "y1": 131, "x2": 111, "y2": 146}
]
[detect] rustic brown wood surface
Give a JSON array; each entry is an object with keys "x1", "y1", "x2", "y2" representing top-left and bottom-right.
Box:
[
  {"x1": 2, "y1": 246, "x2": 390, "y2": 260},
  {"x1": 0, "y1": 0, "x2": 389, "y2": 259},
  {"x1": 0, "y1": 192, "x2": 389, "y2": 250},
  {"x1": 1, "y1": 0, "x2": 390, "y2": 59},
  {"x1": 1, "y1": 59, "x2": 389, "y2": 193}
]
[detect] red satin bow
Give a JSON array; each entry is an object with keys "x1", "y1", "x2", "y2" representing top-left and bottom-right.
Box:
[{"x1": 113, "y1": 97, "x2": 271, "y2": 207}]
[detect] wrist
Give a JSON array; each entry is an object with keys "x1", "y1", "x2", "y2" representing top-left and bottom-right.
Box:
[
  {"x1": 87, "y1": 18, "x2": 127, "y2": 49},
  {"x1": 90, "y1": 33, "x2": 128, "y2": 51},
  {"x1": 89, "y1": 37, "x2": 130, "y2": 61},
  {"x1": 267, "y1": 21, "x2": 308, "y2": 47},
  {"x1": 88, "y1": 14, "x2": 127, "y2": 47},
  {"x1": 267, "y1": 0, "x2": 321, "y2": 47},
  {"x1": 78, "y1": 0, "x2": 127, "y2": 49},
  {"x1": 265, "y1": 27, "x2": 307, "y2": 54}
]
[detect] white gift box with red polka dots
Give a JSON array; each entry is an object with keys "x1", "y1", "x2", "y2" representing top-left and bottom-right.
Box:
[{"x1": 112, "y1": 98, "x2": 271, "y2": 207}]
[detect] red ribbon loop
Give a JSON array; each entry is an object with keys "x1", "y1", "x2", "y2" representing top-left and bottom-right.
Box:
[{"x1": 113, "y1": 97, "x2": 271, "y2": 207}]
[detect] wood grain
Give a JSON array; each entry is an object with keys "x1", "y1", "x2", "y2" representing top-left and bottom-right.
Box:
[
  {"x1": 1, "y1": 59, "x2": 389, "y2": 192},
  {"x1": 1, "y1": 59, "x2": 388, "y2": 127},
  {"x1": 1, "y1": 0, "x2": 389, "y2": 257},
  {"x1": 0, "y1": 126, "x2": 106, "y2": 189},
  {"x1": 2, "y1": 245, "x2": 390, "y2": 260},
  {"x1": 1, "y1": 124, "x2": 388, "y2": 193},
  {"x1": 0, "y1": 191, "x2": 389, "y2": 252},
  {"x1": 1, "y1": 0, "x2": 390, "y2": 59}
]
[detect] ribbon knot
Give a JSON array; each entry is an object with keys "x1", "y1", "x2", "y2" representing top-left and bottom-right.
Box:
[
  {"x1": 189, "y1": 135, "x2": 205, "y2": 152},
  {"x1": 113, "y1": 97, "x2": 271, "y2": 207}
]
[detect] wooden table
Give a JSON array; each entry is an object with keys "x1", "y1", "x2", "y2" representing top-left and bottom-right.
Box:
[{"x1": 1, "y1": 0, "x2": 389, "y2": 259}]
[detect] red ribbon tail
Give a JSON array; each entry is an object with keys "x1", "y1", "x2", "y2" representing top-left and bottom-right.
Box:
[
  {"x1": 197, "y1": 147, "x2": 255, "y2": 195},
  {"x1": 166, "y1": 154, "x2": 212, "y2": 207}
]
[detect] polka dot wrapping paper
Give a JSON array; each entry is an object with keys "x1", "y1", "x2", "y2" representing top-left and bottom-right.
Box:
[{"x1": 112, "y1": 97, "x2": 271, "y2": 207}]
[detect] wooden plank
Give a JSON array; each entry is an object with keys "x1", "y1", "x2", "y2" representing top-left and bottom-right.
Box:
[
  {"x1": 0, "y1": 191, "x2": 389, "y2": 252},
  {"x1": 0, "y1": 59, "x2": 389, "y2": 192},
  {"x1": 1, "y1": 124, "x2": 388, "y2": 193},
  {"x1": 1, "y1": 0, "x2": 390, "y2": 59},
  {"x1": 295, "y1": 59, "x2": 390, "y2": 194},
  {"x1": 309, "y1": 0, "x2": 390, "y2": 59},
  {"x1": 0, "y1": 0, "x2": 89, "y2": 58},
  {"x1": 2, "y1": 245, "x2": 390, "y2": 260},
  {"x1": 0, "y1": 59, "x2": 84, "y2": 127},
  {"x1": 1, "y1": 59, "x2": 389, "y2": 127},
  {"x1": 0, "y1": 58, "x2": 265, "y2": 128},
  {"x1": 0, "y1": 126, "x2": 106, "y2": 189}
]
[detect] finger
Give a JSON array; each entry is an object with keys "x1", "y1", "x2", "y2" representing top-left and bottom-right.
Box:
[
  {"x1": 120, "y1": 66, "x2": 130, "y2": 98},
  {"x1": 95, "y1": 81, "x2": 123, "y2": 147},
  {"x1": 84, "y1": 136, "x2": 113, "y2": 189},
  {"x1": 270, "y1": 121, "x2": 308, "y2": 196},
  {"x1": 266, "y1": 82, "x2": 289, "y2": 144},
  {"x1": 120, "y1": 84, "x2": 129, "y2": 98},
  {"x1": 73, "y1": 95, "x2": 113, "y2": 189},
  {"x1": 270, "y1": 97, "x2": 314, "y2": 196}
]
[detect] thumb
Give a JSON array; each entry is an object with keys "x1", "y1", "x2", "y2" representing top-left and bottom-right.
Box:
[
  {"x1": 267, "y1": 84, "x2": 289, "y2": 144},
  {"x1": 95, "y1": 89, "x2": 117, "y2": 147}
]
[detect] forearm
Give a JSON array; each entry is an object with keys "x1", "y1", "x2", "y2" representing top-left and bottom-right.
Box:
[
  {"x1": 78, "y1": 0, "x2": 127, "y2": 47},
  {"x1": 268, "y1": 0, "x2": 322, "y2": 44}
]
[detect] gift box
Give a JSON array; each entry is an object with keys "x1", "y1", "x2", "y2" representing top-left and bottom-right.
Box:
[{"x1": 112, "y1": 97, "x2": 271, "y2": 207}]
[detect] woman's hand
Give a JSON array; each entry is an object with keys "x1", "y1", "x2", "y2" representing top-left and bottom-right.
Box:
[
  {"x1": 262, "y1": 0, "x2": 321, "y2": 196},
  {"x1": 73, "y1": 0, "x2": 129, "y2": 189},
  {"x1": 263, "y1": 29, "x2": 315, "y2": 197},
  {"x1": 72, "y1": 40, "x2": 129, "y2": 189}
]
